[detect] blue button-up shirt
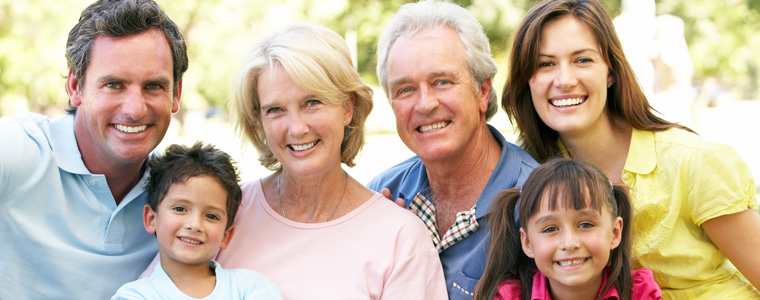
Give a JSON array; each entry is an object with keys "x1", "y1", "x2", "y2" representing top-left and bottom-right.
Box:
[
  {"x1": 368, "y1": 125, "x2": 538, "y2": 299},
  {"x1": 0, "y1": 113, "x2": 158, "y2": 299}
]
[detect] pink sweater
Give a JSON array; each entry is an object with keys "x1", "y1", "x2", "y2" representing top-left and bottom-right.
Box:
[{"x1": 215, "y1": 180, "x2": 447, "y2": 300}]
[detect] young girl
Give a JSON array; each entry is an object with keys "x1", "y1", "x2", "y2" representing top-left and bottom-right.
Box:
[{"x1": 474, "y1": 158, "x2": 661, "y2": 300}]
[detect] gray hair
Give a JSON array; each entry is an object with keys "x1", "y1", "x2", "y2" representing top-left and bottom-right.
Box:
[
  {"x1": 376, "y1": 0, "x2": 499, "y2": 120},
  {"x1": 65, "y1": 0, "x2": 188, "y2": 114}
]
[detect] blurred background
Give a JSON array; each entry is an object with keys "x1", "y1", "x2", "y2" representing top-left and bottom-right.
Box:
[{"x1": 1, "y1": 0, "x2": 759, "y2": 189}]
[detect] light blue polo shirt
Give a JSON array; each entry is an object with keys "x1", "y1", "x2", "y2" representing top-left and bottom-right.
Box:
[
  {"x1": 0, "y1": 113, "x2": 158, "y2": 299},
  {"x1": 112, "y1": 260, "x2": 283, "y2": 299},
  {"x1": 367, "y1": 125, "x2": 538, "y2": 300}
]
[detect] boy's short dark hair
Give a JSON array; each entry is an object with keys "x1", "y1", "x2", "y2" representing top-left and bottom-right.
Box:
[{"x1": 146, "y1": 142, "x2": 241, "y2": 229}]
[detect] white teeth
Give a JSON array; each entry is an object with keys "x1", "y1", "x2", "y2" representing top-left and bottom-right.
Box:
[
  {"x1": 557, "y1": 258, "x2": 587, "y2": 266},
  {"x1": 551, "y1": 97, "x2": 585, "y2": 107},
  {"x1": 179, "y1": 237, "x2": 201, "y2": 245},
  {"x1": 419, "y1": 121, "x2": 448, "y2": 133},
  {"x1": 290, "y1": 140, "x2": 317, "y2": 151},
  {"x1": 115, "y1": 124, "x2": 148, "y2": 133}
]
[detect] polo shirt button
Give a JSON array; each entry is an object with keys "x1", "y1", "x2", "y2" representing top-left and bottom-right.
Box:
[{"x1": 89, "y1": 179, "x2": 96, "y2": 185}]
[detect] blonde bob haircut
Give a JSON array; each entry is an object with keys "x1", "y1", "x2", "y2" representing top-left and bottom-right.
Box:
[{"x1": 229, "y1": 23, "x2": 373, "y2": 170}]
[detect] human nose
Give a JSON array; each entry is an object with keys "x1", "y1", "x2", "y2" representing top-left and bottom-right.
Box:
[
  {"x1": 553, "y1": 64, "x2": 578, "y2": 92},
  {"x1": 184, "y1": 213, "x2": 202, "y2": 232},
  {"x1": 559, "y1": 229, "x2": 581, "y2": 251},
  {"x1": 287, "y1": 111, "x2": 309, "y2": 138},
  {"x1": 413, "y1": 85, "x2": 439, "y2": 114},
  {"x1": 122, "y1": 87, "x2": 148, "y2": 120}
]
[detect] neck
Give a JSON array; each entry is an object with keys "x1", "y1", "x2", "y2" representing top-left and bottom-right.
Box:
[
  {"x1": 161, "y1": 259, "x2": 216, "y2": 298},
  {"x1": 547, "y1": 271, "x2": 604, "y2": 300},
  {"x1": 77, "y1": 145, "x2": 145, "y2": 207},
  {"x1": 276, "y1": 166, "x2": 352, "y2": 223},
  {"x1": 425, "y1": 124, "x2": 501, "y2": 202},
  {"x1": 559, "y1": 118, "x2": 632, "y2": 184}
]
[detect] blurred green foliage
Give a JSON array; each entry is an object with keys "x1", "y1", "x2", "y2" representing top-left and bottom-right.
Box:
[{"x1": 1, "y1": 0, "x2": 758, "y2": 117}]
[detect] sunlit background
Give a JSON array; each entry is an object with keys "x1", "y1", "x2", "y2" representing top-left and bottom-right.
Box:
[{"x1": 1, "y1": 0, "x2": 759, "y2": 190}]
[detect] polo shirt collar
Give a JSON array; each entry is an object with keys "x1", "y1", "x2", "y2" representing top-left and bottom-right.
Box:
[
  {"x1": 395, "y1": 125, "x2": 520, "y2": 219},
  {"x1": 50, "y1": 114, "x2": 91, "y2": 175},
  {"x1": 624, "y1": 128, "x2": 656, "y2": 175}
]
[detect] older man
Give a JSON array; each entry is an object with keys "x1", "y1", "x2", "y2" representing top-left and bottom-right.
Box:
[
  {"x1": 0, "y1": 0, "x2": 187, "y2": 298},
  {"x1": 368, "y1": 1, "x2": 538, "y2": 298}
]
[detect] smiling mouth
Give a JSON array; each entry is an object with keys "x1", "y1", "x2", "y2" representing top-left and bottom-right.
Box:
[
  {"x1": 114, "y1": 124, "x2": 148, "y2": 133},
  {"x1": 289, "y1": 140, "x2": 319, "y2": 151},
  {"x1": 179, "y1": 237, "x2": 202, "y2": 245},
  {"x1": 550, "y1": 97, "x2": 586, "y2": 108},
  {"x1": 557, "y1": 258, "x2": 587, "y2": 266},
  {"x1": 417, "y1": 121, "x2": 451, "y2": 133}
]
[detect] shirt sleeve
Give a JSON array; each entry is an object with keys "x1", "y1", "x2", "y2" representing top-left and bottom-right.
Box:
[
  {"x1": 630, "y1": 268, "x2": 662, "y2": 300},
  {"x1": 0, "y1": 115, "x2": 45, "y2": 202},
  {"x1": 494, "y1": 280, "x2": 522, "y2": 300},
  {"x1": 682, "y1": 142, "x2": 757, "y2": 226}
]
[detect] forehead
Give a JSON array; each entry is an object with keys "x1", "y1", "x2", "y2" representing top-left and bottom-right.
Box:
[
  {"x1": 257, "y1": 66, "x2": 307, "y2": 101},
  {"x1": 163, "y1": 175, "x2": 229, "y2": 211},
  {"x1": 538, "y1": 16, "x2": 600, "y2": 54},
  {"x1": 87, "y1": 28, "x2": 173, "y2": 79},
  {"x1": 386, "y1": 27, "x2": 470, "y2": 81}
]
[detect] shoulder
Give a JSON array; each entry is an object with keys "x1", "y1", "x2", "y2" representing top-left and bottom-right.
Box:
[
  {"x1": 630, "y1": 268, "x2": 663, "y2": 300},
  {"x1": 360, "y1": 194, "x2": 436, "y2": 250},
  {"x1": 366, "y1": 155, "x2": 423, "y2": 192},
  {"x1": 111, "y1": 278, "x2": 153, "y2": 300},
  {"x1": 491, "y1": 126, "x2": 540, "y2": 170},
  {"x1": 653, "y1": 128, "x2": 747, "y2": 169},
  {"x1": 0, "y1": 113, "x2": 56, "y2": 197},
  {"x1": 0, "y1": 113, "x2": 53, "y2": 154},
  {"x1": 220, "y1": 265, "x2": 282, "y2": 298}
]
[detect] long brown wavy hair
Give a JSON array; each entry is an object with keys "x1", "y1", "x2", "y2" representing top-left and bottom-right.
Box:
[{"x1": 502, "y1": 0, "x2": 692, "y2": 162}]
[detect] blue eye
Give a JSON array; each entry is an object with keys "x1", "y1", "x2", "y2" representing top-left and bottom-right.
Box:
[
  {"x1": 205, "y1": 213, "x2": 220, "y2": 221},
  {"x1": 306, "y1": 99, "x2": 321, "y2": 106}
]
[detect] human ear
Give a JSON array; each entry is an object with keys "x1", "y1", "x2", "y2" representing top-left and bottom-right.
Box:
[
  {"x1": 343, "y1": 93, "x2": 355, "y2": 125},
  {"x1": 143, "y1": 204, "x2": 158, "y2": 234},
  {"x1": 610, "y1": 216, "x2": 623, "y2": 249},
  {"x1": 66, "y1": 70, "x2": 82, "y2": 107},
  {"x1": 172, "y1": 80, "x2": 183, "y2": 114},
  {"x1": 520, "y1": 227, "x2": 535, "y2": 258},
  {"x1": 219, "y1": 225, "x2": 235, "y2": 250},
  {"x1": 478, "y1": 78, "x2": 492, "y2": 113},
  {"x1": 606, "y1": 71, "x2": 615, "y2": 88}
]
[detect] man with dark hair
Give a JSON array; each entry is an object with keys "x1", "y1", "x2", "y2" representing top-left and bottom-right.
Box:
[{"x1": 0, "y1": 0, "x2": 188, "y2": 298}]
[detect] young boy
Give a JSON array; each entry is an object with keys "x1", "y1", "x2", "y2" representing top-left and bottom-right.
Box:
[{"x1": 112, "y1": 142, "x2": 281, "y2": 299}]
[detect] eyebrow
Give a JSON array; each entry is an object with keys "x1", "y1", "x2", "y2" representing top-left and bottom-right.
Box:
[
  {"x1": 538, "y1": 48, "x2": 601, "y2": 58},
  {"x1": 145, "y1": 77, "x2": 172, "y2": 88},
  {"x1": 388, "y1": 70, "x2": 456, "y2": 89},
  {"x1": 531, "y1": 208, "x2": 601, "y2": 225}
]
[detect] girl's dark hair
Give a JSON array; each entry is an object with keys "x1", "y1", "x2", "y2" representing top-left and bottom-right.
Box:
[
  {"x1": 474, "y1": 158, "x2": 633, "y2": 300},
  {"x1": 146, "y1": 142, "x2": 242, "y2": 229},
  {"x1": 501, "y1": 0, "x2": 693, "y2": 162}
]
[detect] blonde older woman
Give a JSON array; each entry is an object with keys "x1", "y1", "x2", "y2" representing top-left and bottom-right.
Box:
[{"x1": 219, "y1": 23, "x2": 447, "y2": 299}]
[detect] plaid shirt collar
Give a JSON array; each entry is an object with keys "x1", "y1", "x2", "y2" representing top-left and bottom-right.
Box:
[{"x1": 409, "y1": 191, "x2": 479, "y2": 252}]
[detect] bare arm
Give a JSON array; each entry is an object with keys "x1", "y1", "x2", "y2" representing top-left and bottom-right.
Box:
[{"x1": 702, "y1": 209, "x2": 760, "y2": 288}]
